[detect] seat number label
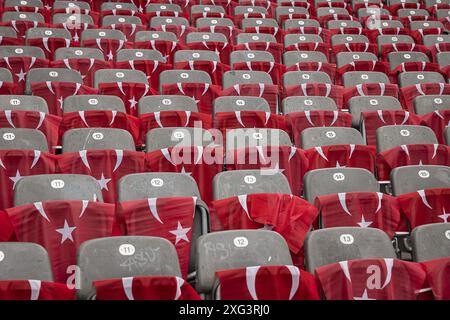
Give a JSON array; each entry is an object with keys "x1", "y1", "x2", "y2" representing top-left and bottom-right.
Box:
[
  {"x1": 51, "y1": 180, "x2": 65, "y2": 189},
  {"x1": 151, "y1": 178, "x2": 163, "y2": 187},
  {"x1": 340, "y1": 234, "x2": 354, "y2": 245},
  {"x1": 119, "y1": 244, "x2": 135, "y2": 256},
  {"x1": 233, "y1": 237, "x2": 248, "y2": 248}
]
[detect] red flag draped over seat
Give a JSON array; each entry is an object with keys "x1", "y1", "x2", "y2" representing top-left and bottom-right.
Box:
[
  {"x1": 106, "y1": 24, "x2": 148, "y2": 43},
  {"x1": 0, "y1": 150, "x2": 58, "y2": 210},
  {"x1": 0, "y1": 21, "x2": 46, "y2": 38},
  {"x1": 117, "y1": 197, "x2": 197, "y2": 279},
  {"x1": 400, "y1": 83, "x2": 450, "y2": 113},
  {"x1": 0, "y1": 110, "x2": 61, "y2": 153},
  {"x1": 26, "y1": 37, "x2": 72, "y2": 60},
  {"x1": 51, "y1": 58, "x2": 112, "y2": 88},
  {"x1": 233, "y1": 42, "x2": 284, "y2": 64},
  {"x1": 98, "y1": 82, "x2": 151, "y2": 117},
  {"x1": 314, "y1": 192, "x2": 407, "y2": 237},
  {"x1": 221, "y1": 84, "x2": 279, "y2": 114},
  {"x1": 304, "y1": 144, "x2": 376, "y2": 173},
  {"x1": 397, "y1": 188, "x2": 450, "y2": 229},
  {"x1": 146, "y1": 146, "x2": 224, "y2": 204},
  {"x1": 421, "y1": 257, "x2": 450, "y2": 300},
  {"x1": 0, "y1": 56, "x2": 49, "y2": 94},
  {"x1": 286, "y1": 62, "x2": 336, "y2": 84},
  {"x1": 5, "y1": 200, "x2": 116, "y2": 283},
  {"x1": 225, "y1": 146, "x2": 309, "y2": 197},
  {"x1": 58, "y1": 150, "x2": 146, "y2": 203},
  {"x1": 31, "y1": 82, "x2": 99, "y2": 117},
  {"x1": 343, "y1": 83, "x2": 399, "y2": 107},
  {"x1": 286, "y1": 111, "x2": 352, "y2": 147},
  {"x1": 81, "y1": 38, "x2": 133, "y2": 62},
  {"x1": 336, "y1": 61, "x2": 390, "y2": 86},
  {"x1": 0, "y1": 280, "x2": 75, "y2": 300},
  {"x1": 232, "y1": 61, "x2": 286, "y2": 86},
  {"x1": 283, "y1": 83, "x2": 344, "y2": 109},
  {"x1": 216, "y1": 265, "x2": 320, "y2": 300},
  {"x1": 186, "y1": 41, "x2": 233, "y2": 66},
  {"x1": 315, "y1": 258, "x2": 428, "y2": 300},
  {"x1": 134, "y1": 38, "x2": 181, "y2": 65},
  {"x1": 211, "y1": 193, "x2": 319, "y2": 268},
  {"x1": 420, "y1": 110, "x2": 450, "y2": 144},
  {"x1": 94, "y1": 276, "x2": 201, "y2": 300},
  {"x1": 173, "y1": 61, "x2": 230, "y2": 87},
  {"x1": 377, "y1": 144, "x2": 450, "y2": 181}
]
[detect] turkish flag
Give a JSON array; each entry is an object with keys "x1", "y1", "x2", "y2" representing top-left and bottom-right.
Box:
[
  {"x1": 233, "y1": 42, "x2": 284, "y2": 64},
  {"x1": 284, "y1": 83, "x2": 344, "y2": 110},
  {"x1": 105, "y1": 24, "x2": 148, "y2": 43},
  {"x1": 134, "y1": 39, "x2": 180, "y2": 65},
  {"x1": 81, "y1": 38, "x2": 133, "y2": 62},
  {"x1": 0, "y1": 56, "x2": 49, "y2": 94},
  {"x1": 343, "y1": 83, "x2": 399, "y2": 107},
  {"x1": 94, "y1": 276, "x2": 201, "y2": 300},
  {"x1": 173, "y1": 61, "x2": 230, "y2": 86},
  {"x1": 315, "y1": 258, "x2": 428, "y2": 300},
  {"x1": 0, "y1": 280, "x2": 75, "y2": 300},
  {"x1": 286, "y1": 62, "x2": 336, "y2": 85},
  {"x1": 400, "y1": 83, "x2": 450, "y2": 113},
  {"x1": 420, "y1": 110, "x2": 450, "y2": 144},
  {"x1": 0, "y1": 110, "x2": 61, "y2": 153},
  {"x1": 232, "y1": 61, "x2": 286, "y2": 86},
  {"x1": 0, "y1": 150, "x2": 58, "y2": 210},
  {"x1": 336, "y1": 61, "x2": 390, "y2": 86},
  {"x1": 284, "y1": 43, "x2": 330, "y2": 63},
  {"x1": 222, "y1": 83, "x2": 279, "y2": 114},
  {"x1": 186, "y1": 41, "x2": 232, "y2": 66},
  {"x1": 146, "y1": 146, "x2": 224, "y2": 204},
  {"x1": 6, "y1": 200, "x2": 116, "y2": 283},
  {"x1": 26, "y1": 37, "x2": 72, "y2": 60},
  {"x1": 314, "y1": 192, "x2": 407, "y2": 238},
  {"x1": 211, "y1": 193, "x2": 319, "y2": 267},
  {"x1": 225, "y1": 146, "x2": 309, "y2": 197},
  {"x1": 51, "y1": 58, "x2": 112, "y2": 88},
  {"x1": 380, "y1": 43, "x2": 429, "y2": 61},
  {"x1": 421, "y1": 257, "x2": 450, "y2": 300},
  {"x1": 117, "y1": 196, "x2": 197, "y2": 279},
  {"x1": 216, "y1": 265, "x2": 320, "y2": 300},
  {"x1": 0, "y1": 21, "x2": 46, "y2": 38},
  {"x1": 377, "y1": 144, "x2": 450, "y2": 181},
  {"x1": 58, "y1": 150, "x2": 146, "y2": 203},
  {"x1": 397, "y1": 188, "x2": 450, "y2": 229},
  {"x1": 286, "y1": 111, "x2": 352, "y2": 148}
]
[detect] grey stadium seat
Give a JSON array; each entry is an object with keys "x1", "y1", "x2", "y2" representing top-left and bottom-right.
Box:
[
  {"x1": 63, "y1": 95, "x2": 125, "y2": 113},
  {"x1": 2, "y1": 12, "x2": 45, "y2": 23},
  {"x1": 185, "y1": 32, "x2": 227, "y2": 44},
  {"x1": 275, "y1": 6, "x2": 309, "y2": 21},
  {"x1": 81, "y1": 29, "x2": 126, "y2": 42},
  {"x1": 303, "y1": 167, "x2": 379, "y2": 203},
  {"x1": 138, "y1": 95, "x2": 198, "y2": 115},
  {"x1": 436, "y1": 52, "x2": 450, "y2": 68},
  {"x1": 102, "y1": 15, "x2": 142, "y2": 27},
  {"x1": 423, "y1": 35, "x2": 450, "y2": 48},
  {"x1": 0, "y1": 67, "x2": 12, "y2": 83},
  {"x1": 283, "y1": 51, "x2": 328, "y2": 67},
  {"x1": 77, "y1": 236, "x2": 181, "y2": 300},
  {"x1": 222, "y1": 70, "x2": 273, "y2": 89},
  {"x1": 300, "y1": 127, "x2": 365, "y2": 150},
  {"x1": 62, "y1": 128, "x2": 136, "y2": 152},
  {"x1": 236, "y1": 33, "x2": 277, "y2": 44},
  {"x1": 0, "y1": 243, "x2": 53, "y2": 281},
  {"x1": 229, "y1": 51, "x2": 274, "y2": 65},
  {"x1": 150, "y1": 17, "x2": 190, "y2": 29},
  {"x1": 388, "y1": 52, "x2": 430, "y2": 70},
  {"x1": 327, "y1": 20, "x2": 362, "y2": 29},
  {"x1": 410, "y1": 21, "x2": 444, "y2": 31},
  {"x1": 26, "y1": 68, "x2": 83, "y2": 95},
  {"x1": 226, "y1": 128, "x2": 292, "y2": 151},
  {"x1": 14, "y1": 174, "x2": 103, "y2": 206},
  {"x1": 376, "y1": 125, "x2": 438, "y2": 152},
  {"x1": 190, "y1": 5, "x2": 225, "y2": 17},
  {"x1": 283, "y1": 71, "x2": 331, "y2": 87},
  {"x1": 377, "y1": 35, "x2": 415, "y2": 51},
  {"x1": 4, "y1": 0, "x2": 43, "y2": 7},
  {"x1": 358, "y1": 7, "x2": 391, "y2": 18},
  {"x1": 350, "y1": 96, "x2": 402, "y2": 127},
  {"x1": 282, "y1": 96, "x2": 337, "y2": 114},
  {"x1": 0, "y1": 128, "x2": 48, "y2": 151},
  {"x1": 336, "y1": 52, "x2": 378, "y2": 68},
  {"x1": 0, "y1": 95, "x2": 48, "y2": 113},
  {"x1": 398, "y1": 72, "x2": 445, "y2": 88},
  {"x1": 0, "y1": 26, "x2": 17, "y2": 38},
  {"x1": 213, "y1": 170, "x2": 292, "y2": 200},
  {"x1": 100, "y1": 2, "x2": 137, "y2": 12},
  {"x1": 53, "y1": 1, "x2": 91, "y2": 11},
  {"x1": 116, "y1": 49, "x2": 165, "y2": 62},
  {"x1": 174, "y1": 50, "x2": 220, "y2": 63},
  {"x1": 436, "y1": 8, "x2": 450, "y2": 20},
  {"x1": 374, "y1": 20, "x2": 404, "y2": 29},
  {"x1": 235, "y1": 5, "x2": 268, "y2": 15},
  {"x1": 54, "y1": 47, "x2": 105, "y2": 61},
  {"x1": 391, "y1": 165, "x2": 450, "y2": 195},
  {"x1": 317, "y1": 7, "x2": 349, "y2": 17},
  {"x1": 411, "y1": 223, "x2": 450, "y2": 262},
  {"x1": 331, "y1": 34, "x2": 369, "y2": 46},
  {"x1": 284, "y1": 18, "x2": 320, "y2": 30},
  {"x1": 342, "y1": 71, "x2": 390, "y2": 88},
  {"x1": 413, "y1": 95, "x2": 450, "y2": 115},
  {"x1": 213, "y1": 96, "x2": 270, "y2": 114},
  {"x1": 445, "y1": 127, "x2": 450, "y2": 145},
  {"x1": 145, "y1": 127, "x2": 222, "y2": 152},
  {"x1": 135, "y1": 31, "x2": 177, "y2": 43},
  {"x1": 241, "y1": 18, "x2": 278, "y2": 30},
  {"x1": 52, "y1": 13, "x2": 95, "y2": 25},
  {"x1": 159, "y1": 70, "x2": 211, "y2": 92},
  {"x1": 397, "y1": 9, "x2": 430, "y2": 18},
  {"x1": 0, "y1": 45, "x2": 46, "y2": 59},
  {"x1": 196, "y1": 230, "x2": 293, "y2": 296},
  {"x1": 25, "y1": 27, "x2": 71, "y2": 40},
  {"x1": 195, "y1": 17, "x2": 235, "y2": 28},
  {"x1": 304, "y1": 227, "x2": 397, "y2": 272},
  {"x1": 284, "y1": 34, "x2": 323, "y2": 47},
  {"x1": 146, "y1": 3, "x2": 182, "y2": 14},
  {"x1": 94, "y1": 69, "x2": 148, "y2": 88}
]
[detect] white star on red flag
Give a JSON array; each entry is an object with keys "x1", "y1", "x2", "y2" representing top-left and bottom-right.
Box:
[
  {"x1": 169, "y1": 221, "x2": 191, "y2": 245},
  {"x1": 55, "y1": 220, "x2": 76, "y2": 244}
]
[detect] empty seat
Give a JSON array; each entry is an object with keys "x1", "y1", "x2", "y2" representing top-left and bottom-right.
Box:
[
  {"x1": 222, "y1": 70, "x2": 272, "y2": 89},
  {"x1": 391, "y1": 165, "x2": 450, "y2": 195},
  {"x1": 283, "y1": 71, "x2": 331, "y2": 87},
  {"x1": 410, "y1": 21, "x2": 444, "y2": 31},
  {"x1": 300, "y1": 127, "x2": 364, "y2": 150},
  {"x1": 94, "y1": 69, "x2": 148, "y2": 89},
  {"x1": 229, "y1": 51, "x2": 274, "y2": 65},
  {"x1": 195, "y1": 17, "x2": 234, "y2": 28},
  {"x1": 226, "y1": 128, "x2": 292, "y2": 151},
  {"x1": 283, "y1": 51, "x2": 328, "y2": 67},
  {"x1": 139, "y1": 95, "x2": 198, "y2": 115},
  {"x1": 100, "y1": 2, "x2": 138, "y2": 12},
  {"x1": 213, "y1": 96, "x2": 270, "y2": 114},
  {"x1": 0, "y1": 128, "x2": 48, "y2": 151},
  {"x1": 303, "y1": 167, "x2": 379, "y2": 203},
  {"x1": 336, "y1": 52, "x2": 378, "y2": 68},
  {"x1": 2, "y1": 12, "x2": 45, "y2": 24},
  {"x1": 185, "y1": 32, "x2": 227, "y2": 44},
  {"x1": 376, "y1": 125, "x2": 439, "y2": 152},
  {"x1": 174, "y1": 50, "x2": 220, "y2": 63},
  {"x1": 327, "y1": 20, "x2": 362, "y2": 29},
  {"x1": 388, "y1": 52, "x2": 430, "y2": 70},
  {"x1": 342, "y1": 71, "x2": 390, "y2": 88},
  {"x1": 397, "y1": 9, "x2": 430, "y2": 18},
  {"x1": 0, "y1": 95, "x2": 48, "y2": 113},
  {"x1": 284, "y1": 18, "x2": 320, "y2": 30},
  {"x1": 411, "y1": 223, "x2": 450, "y2": 262},
  {"x1": 63, "y1": 95, "x2": 125, "y2": 113},
  {"x1": 52, "y1": 13, "x2": 95, "y2": 25},
  {"x1": 14, "y1": 174, "x2": 103, "y2": 206},
  {"x1": 62, "y1": 128, "x2": 135, "y2": 153},
  {"x1": 26, "y1": 68, "x2": 82, "y2": 95},
  {"x1": 53, "y1": 1, "x2": 91, "y2": 11},
  {"x1": 398, "y1": 72, "x2": 446, "y2": 88},
  {"x1": 423, "y1": 35, "x2": 450, "y2": 48},
  {"x1": 54, "y1": 47, "x2": 105, "y2": 61},
  {"x1": 436, "y1": 52, "x2": 450, "y2": 68},
  {"x1": 304, "y1": 227, "x2": 397, "y2": 272},
  {"x1": 241, "y1": 18, "x2": 278, "y2": 30},
  {"x1": 282, "y1": 96, "x2": 337, "y2": 114},
  {"x1": 102, "y1": 16, "x2": 142, "y2": 27},
  {"x1": 349, "y1": 96, "x2": 403, "y2": 127},
  {"x1": 331, "y1": 34, "x2": 369, "y2": 46},
  {"x1": 236, "y1": 33, "x2": 277, "y2": 44}
]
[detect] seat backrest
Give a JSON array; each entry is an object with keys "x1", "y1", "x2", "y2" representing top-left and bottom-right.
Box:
[
  {"x1": 25, "y1": 27, "x2": 71, "y2": 40},
  {"x1": 213, "y1": 170, "x2": 292, "y2": 200},
  {"x1": 2, "y1": 12, "x2": 45, "y2": 23},
  {"x1": 0, "y1": 242, "x2": 53, "y2": 281},
  {"x1": 331, "y1": 34, "x2": 369, "y2": 46},
  {"x1": 223, "y1": 70, "x2": 273, "y2": 89},
  {"x1": 150, "y1": 16, "x2": 189, "y2": 28},
  {"x1": 301, "y1": 127, "x2": 364, "y2": 150},
  {"x1": 349, "y1": 96, "x2": 402, "y2": 127},
  {"x1": 282, "y1": 96, "x2": 337, "y2": 113},
  {"x1": 62, "y1": 128, "x2": 135, "y2": 152},
  {"x1": 52, "y1": 13, "x2": 94, "y2": 25},
  {"x1": 54, "y1": 47, "x2": 105, "y2": 61},
  {"x1": 213, "y1": 96, "x2": 270, "y2": 114},
  {"x1": 317, "y1": 7, "x2": 349, "y2": 17},
  {"x1": 284, "y1": 18, "x2": 320, "y2": 30},
  {"x1": 118, "y1": 172, "x2": 200, "y2": 201},
  {"x1": 0, "y1": 67, "x2": 13, "y2": 83},
  {"x1": 423, "y1": 34, "x2": 450, "y2": 47},
  {"x1": 0, "y1": 128, "x2": 48, "y2": 151},
  {"x1": 0, "y1": 95, "x2": 48, "y2": 112},
  {"x1": 26, "y1": 68, "x2": 83, "y2": 94},
  {"x1": 145, "y1": 127, "x2": 222, "y2": 152},
  {"x1": 376, "y1": 125, "x2": 438, "y2": 152},
  {"x1": 411, "y1": 223, "x2": 450, "y2": 262},
  {"x1": 235, "y1": 33, "x2": 277, "y2": 44},
  {"x1": 327, "y1": 20, "x2": 362, "y2": 29},
  {"x1": 174, "y1": 50, "x2": 220, "y2": 63},
  {"x1": 226, "y1": 128, "x2": 292, "y2": 151},
  {"x1": 375, "y1": 19, "x2": 404, "y2": 29},
  {"x1": 398, "y1": 71, "x2": 445, "y2": 88},
  {"x1": 78, "y1": 236, "x2": 181, "y2": 299},
  {"x1": 445, "y1": 127, "x2": 450, "y2": 146},
  {"x1": 102, "y1": 15, "x2": 142, "y2": 27},
  {"x1": 138, "y1": 95, "x2": 198, "y2": 115},
  {"x1": 229, "y1": 50, "x2": 274, "y2": 65},
  {"x1": 185, "y1": 32, "x2": 227, "y2": 44},
  {"x1": 94, "y1": 69, "x2": 148, "y2": 88},
  {"x1": 0, "y1": 45, "x2": 45, "y2": 59},
  {"x1": 146, "y1": 3, "x2": 182, "y2": 13},
  {"x1": 236, "y1": 5, "x2": 268, "y2": 15},
  {"x1": 63, "y1": 95, "x2": 125, "y2": 113},
  {"x1": 196, "y1": 230, "x2": 293, "y2": 293},
  {"x1": 377, "y1": 35, "x2": 414, "y2": 48},
  {"x1": 135, "y1": 31, "x2": 177, "y2": 42},
  {"x1": 388, "y1": 52, "x2": 430, "y2": 70},
  {"x1": 159, "y1": 70, "x2": 211, "y2": 91},
  {"x1": 284, "y1": 34, "x2": 323, "y2": 47},
  {"x1": 100, "y1": 2, "x2": 137, "y2": 12},
  {"x1": 303, "y1": 167, "x2": 379, "y2": 203},
  {"x1": 304, "y1": 227, "x2": 397, "y2": 272},
  {"x1": 413, "y1": 95, "x2": 450, "y2": 115},
  {"x1": 391, "y1": 165, "x2": 450, "y2": 195},
  {"x1": 397, "y1": 8, "x2": 429, "y2": 17},
  {"x1": 283, "y1": 71, "x2": 331, "y2": 87},
  {"x1": 275, "y1": 6, "x2": 308, "y2": 20},
  {"x1": 336, "y1": 52, "x2": 378, "y2": 68},
  {"x1": 342, "y1": 71, "x2": 390, "y2": 88},
  {"x1": 5, "y1": 0, "x2": 43, "y2": 8},
  {"x1": 81, "y1": 29, "x2": 126, "y2": 42},
  {"x1": 241, "y1": 18, "x2": 278, "y2": 29},
  {"x1": 0, "y1": 26, "x2": 17, "y2": 38},
  {"x1": 14, "y1": 174, "x2": 103, "y2": 206},
  {"x1": 116, "y1": 49, "x2": 165, "y2": 62},
  {"x1": 190, "y1": 4, "x2": 225, "y2": 15},
  {"x1": 283, "y1": 51, "x2": 328, "y2": 67},
  {"x1": 53, "y1": 1, "x2": 91, "y2": 10}
]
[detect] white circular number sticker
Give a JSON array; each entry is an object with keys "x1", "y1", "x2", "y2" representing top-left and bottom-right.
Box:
[
  {"x1": 0, "y1": 251, "x2": 4, "y2": 262},
  {"x1": 400, "y1": 129, "x2": 410, "y2": 137},
  {"x1": 173, "y1": 131, "x2": 184, "y2": 139},
  {"x1": 369, "y1": 99, "x2": 378, "y2": 105},
  {"x1": 162, "y1": 99, "x2": 172, "y2": 105},
  {"x1": 244, "y1": 175, "x2": 256, "y2": 184},
  {"x1": 15, "y1": 48, "x2": 24, "y2": 54},
  {"x1": 119, "y1": 244, "x2": 135, "y2": 256},
  {"x1": 333, "y1": 172, "x2": 345, "y2": 181},
  {"x1": 434, "y1": 98, "x2": 442, "y2": 104},
  {"x1": 75, "y1": 50, "x2": 83, "y2": 56},
  {"x1": 253, "y1": 132, "x2": 263, "y2": 140},
  {"x1": 445, "y1": 230, "x2": 450, "y2": 240},
  {"x1": 233, "y1": 237, "x2": 248, "y2": 248},
  {"x1": 51, "y1": 179, "x2": 65, "y2": 189},
  {"x1": 88, "y1": 99, "x2": 98, "y2": 105},
  {"x1": 180, "y1": 73, "x2": 189, "y2": 79},
  {"x1": 49, "y1": 71, "x2": 59, "y2": 77},
  {"x1": 10, "y1": 99, "x2": 20, "y2": 105},
  {"x1": 243, "y1": 73, "x2": 251, "y2": 80},
  {"x1": 151, "y1": 178, "x2": 163, "y2": 187},
  {"x1": 44, "y1": 30, "x2": 53, "y2": 36},
  {"x1": 2, "y1": 133, "x2": 15, "y2": 141},
  {"x1": 236, "y1": 99, "x2": 245, "y2": 106},
  {"x1": 116, "y1": 72, "x2": 125, "y2": 78},
  {"x1": 92, "y1": 132, "x2": 104, "y2": 140},
  {"x1": 418, "y1": 170, "x2": 430, "y2": 178},
  {"x1": 340, "y1": 234, "x2": 354, "y2": 245},
  {"x1": 326, "y1": 131, "x2": 336, "y2": 138}
]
